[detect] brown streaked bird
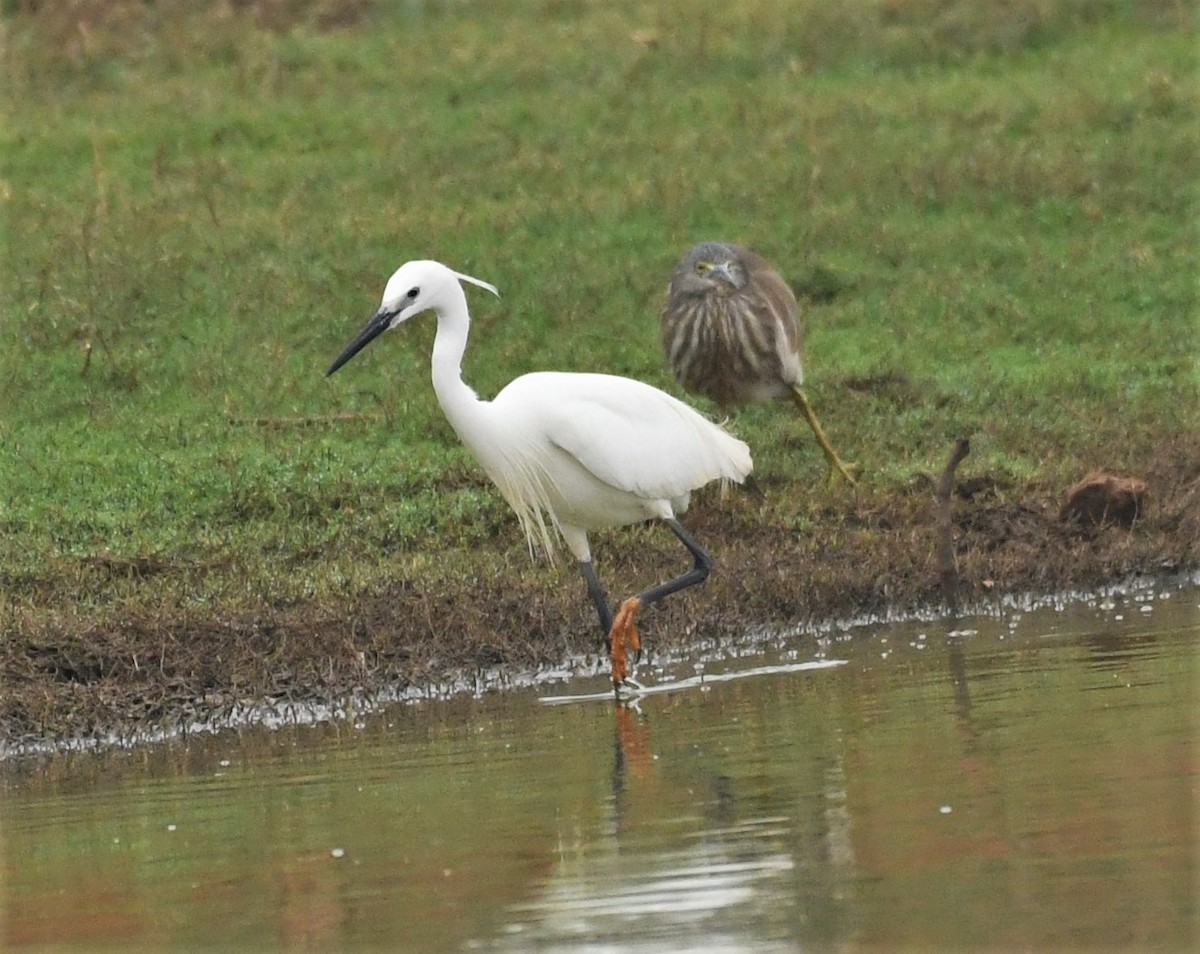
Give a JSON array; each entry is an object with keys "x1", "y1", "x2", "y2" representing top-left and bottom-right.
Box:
[{"x1": 662, "y1": 241, "x2": 858, "y2": 487}]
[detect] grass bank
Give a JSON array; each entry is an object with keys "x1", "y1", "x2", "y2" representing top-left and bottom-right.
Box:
[{"x1": 2, "y1": 0, "x2": 1197, "y2": 746}]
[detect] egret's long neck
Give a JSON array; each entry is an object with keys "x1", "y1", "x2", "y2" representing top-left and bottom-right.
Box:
[{"x1": 429, "y1": 287, "x2": 488, "y2": 443}]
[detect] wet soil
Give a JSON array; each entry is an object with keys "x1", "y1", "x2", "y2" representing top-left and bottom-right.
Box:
[{"x1": 3, "y1": 437, "x2": 1197, "y2": 751}]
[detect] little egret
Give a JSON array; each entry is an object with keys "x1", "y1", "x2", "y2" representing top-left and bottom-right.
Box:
[
  {"x1": 661, "y1": 242, "x2": 858, "y2": 487},
  {"x1": 326, "y1": 260, "x2": 752, "y2": 689}
]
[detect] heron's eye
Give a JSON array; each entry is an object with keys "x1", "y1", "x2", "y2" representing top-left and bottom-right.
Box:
[
  {"x1": 695, "y1": 262, "x2": 711, "y2": 275},
  {"x1": 406, "y1": 287, "x2": 419, "y2": 299}
]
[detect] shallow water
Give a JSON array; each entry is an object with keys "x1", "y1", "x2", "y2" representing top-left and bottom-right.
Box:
[{"x1": 2, "y1": 579, "x2": 1196, "y2": 952}]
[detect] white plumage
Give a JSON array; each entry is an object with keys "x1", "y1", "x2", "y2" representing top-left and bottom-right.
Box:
[
  {"x1": 327, "y1": 259, "x2": 752, "y2": 688},
  {"x1": 474, "y1": 371, "x2": 750, "y2": 559}
]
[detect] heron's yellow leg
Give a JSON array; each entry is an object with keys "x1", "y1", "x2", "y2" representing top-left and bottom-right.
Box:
[
  {"x1": 790, "y1": 385, "x2": 860, "y2": 488},
  {"x1": 608, "y1": 596, "x2": 643, "y2": 685}
]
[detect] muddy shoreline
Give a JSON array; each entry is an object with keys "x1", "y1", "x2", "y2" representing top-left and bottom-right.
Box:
[{"x1": 4, "y1": 439, "x2": 1197, "y2": 755}]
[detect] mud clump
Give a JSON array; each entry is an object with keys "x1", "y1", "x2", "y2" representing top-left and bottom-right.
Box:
[{"x1": 1060, "y1": 471, "x2": 1149, "y2": 528}]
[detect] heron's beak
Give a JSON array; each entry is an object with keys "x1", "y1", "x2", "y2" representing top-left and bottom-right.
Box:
[
  {"x1": 326, "y1": 306, "x2": 395, "y2": 377},
  {"x1": 713, "y1": 261, "x2": 743, "y2": 290}
]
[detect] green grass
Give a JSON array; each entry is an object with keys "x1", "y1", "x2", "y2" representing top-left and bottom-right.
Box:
[{"x1": 2, "y1": 0, "x2": 1197, "y2": 620}]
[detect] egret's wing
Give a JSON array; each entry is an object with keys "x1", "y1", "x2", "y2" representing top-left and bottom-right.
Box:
[{"x1": 514, "y1": 373, "x2": 751, "y2": 500}]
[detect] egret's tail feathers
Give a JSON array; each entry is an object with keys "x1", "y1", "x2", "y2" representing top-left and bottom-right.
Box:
[{"x1": 683, "y1": 409, "x2": 752, "y2": 490}]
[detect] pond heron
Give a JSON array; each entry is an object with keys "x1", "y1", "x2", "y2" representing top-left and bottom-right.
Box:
[
  {"x1": 662, "y1": 241, "x2": 858, "y2": 487},
  {"x1": 326, "y1": 260, "x2": 752, "y2": 690}
]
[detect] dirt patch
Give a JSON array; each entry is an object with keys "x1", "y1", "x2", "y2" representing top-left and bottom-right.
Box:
[{"x1": 3, "y1": 437, "x2": 1197, "y2": 751}]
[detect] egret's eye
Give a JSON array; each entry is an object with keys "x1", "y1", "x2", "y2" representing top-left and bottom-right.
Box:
[{"x1": 406, "y1": 287, "x2": 419, "y2": 299}]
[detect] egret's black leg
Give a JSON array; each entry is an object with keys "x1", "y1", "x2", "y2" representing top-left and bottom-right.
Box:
[
  {"x1": 607, "y1": 518, "x2": 716, "y2": 688},
  {"x1": 635, "y1": 518, "x2": 714, "y2": 608},
  {"x1": 578, "y1": 559, "x2": 613, "y2": 642}
]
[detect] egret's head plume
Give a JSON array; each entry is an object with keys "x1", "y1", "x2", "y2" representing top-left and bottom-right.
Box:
[{"x1": 452, "y1": 268, "x2": 500, "y2": 298}]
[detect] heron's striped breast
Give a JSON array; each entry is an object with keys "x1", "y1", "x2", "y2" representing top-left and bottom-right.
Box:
[{"x1": 662, "y1": 293, "x2": 790, "y2": 407}]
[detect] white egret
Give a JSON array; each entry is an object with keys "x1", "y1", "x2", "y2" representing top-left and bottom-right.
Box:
[{"x1": 326, "y1": 260, "x2": 752, "y2": 688}]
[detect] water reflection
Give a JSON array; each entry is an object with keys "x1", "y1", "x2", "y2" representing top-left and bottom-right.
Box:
[
  {"x1": 2, "y1": 579, "x2": 1196, "y2": 953},
  {"x1": 490, "y1": 695, "x2": 860, "y2": 953},
  {"x1": 496, "y1": 834, "x2": 798, "y2": 953}
]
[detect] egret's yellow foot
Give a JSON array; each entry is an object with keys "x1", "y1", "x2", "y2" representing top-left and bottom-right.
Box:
[{"x1": 608, "y1": 596, "x2": 643, "y2": 686}]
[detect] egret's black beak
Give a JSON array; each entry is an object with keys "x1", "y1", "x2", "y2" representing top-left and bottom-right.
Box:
[{"x1": 326, "y1": 307, "x2": 395, "y2": 377}]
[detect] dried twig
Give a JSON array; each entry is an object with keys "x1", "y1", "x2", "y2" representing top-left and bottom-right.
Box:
[{"x1": 936, "y1": 437, "x2": 971, "y2": 610}]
